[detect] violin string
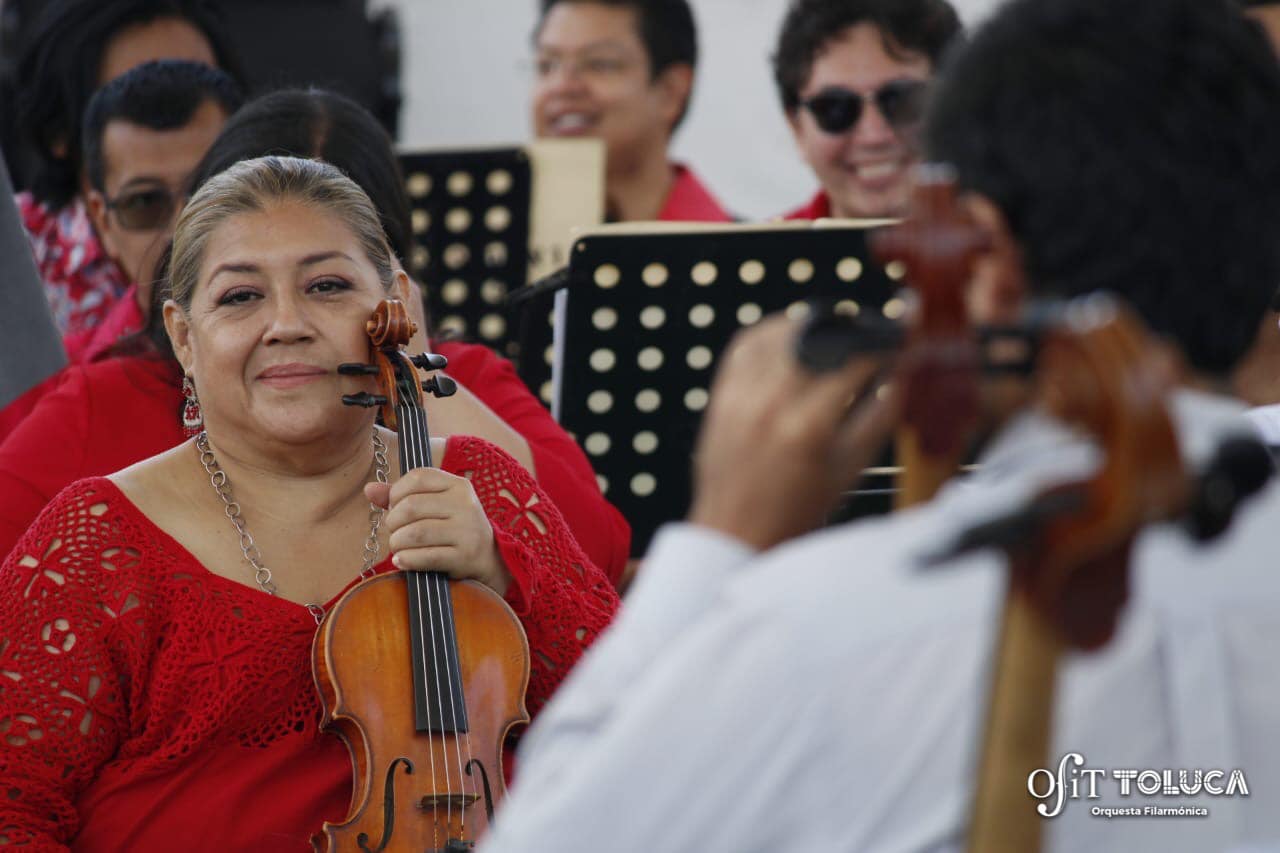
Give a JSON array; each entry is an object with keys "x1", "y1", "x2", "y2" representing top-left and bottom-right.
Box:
[
  {"x1": 432, "y1": 571, "x2": 467, "y2": 829},
  {"x1": 412, "y1": 571, "x2": 440, "y2": 827},
  {"x1": 438, "y1": 566, "x2": 477, "y2": 833},
  {"x1": 410, "y1": 401, "x2": 471, "y2": 831},
  {"x1": 424, "y1": 561, "x2": 455, "y2": 828},
  {"x1": 402, "y1": 401, "x2": 449, "y2": 828},
  {"x1": 425, "y1": 420, "x2": 457, "y2": 829}
]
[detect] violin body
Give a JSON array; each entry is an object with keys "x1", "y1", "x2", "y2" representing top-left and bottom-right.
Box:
[{"x1": 313, "y1": 572, "x2": 529, "y2": 852}]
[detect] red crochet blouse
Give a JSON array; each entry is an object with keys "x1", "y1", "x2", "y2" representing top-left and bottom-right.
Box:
[{"x1": 0, "y1": 435, "x2": 619, "y2": 851}]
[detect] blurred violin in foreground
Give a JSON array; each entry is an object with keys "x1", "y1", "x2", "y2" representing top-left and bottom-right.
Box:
[{"x1": 800, "y1": 168, "x2": 1271, "y2": 853}]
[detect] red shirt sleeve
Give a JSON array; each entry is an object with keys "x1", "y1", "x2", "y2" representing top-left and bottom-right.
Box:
[
  {"x1": 0, "y1": 370, "x2": 66, "y2": 446},
  {"x1": 0, "y1": 369, "x2": 91, "y2": 560},
  {"x1": 435, "y1": 342, "x2": 632, "y2": 585},
  {"x1": 0, "y1": 358, "x2": 182, "y2": 561},
  {"x1": 443, "y1": 434, "x2": 620, "y2": 717}
]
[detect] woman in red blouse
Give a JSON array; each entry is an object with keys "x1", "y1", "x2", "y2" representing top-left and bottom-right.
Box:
[
  {"x1": 0, "y1": 88, "x2": 631, "y2": 584},
  {"x1": 0, "y1": 155, "x2": 620, "y2": 850}
]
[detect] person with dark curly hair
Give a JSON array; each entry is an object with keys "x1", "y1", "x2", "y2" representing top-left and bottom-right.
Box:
[
  {"x1": 773, "y1": 0, "x2": 961, "y2": 220},
  {"x1": 481, "y1": 1, "x2": 1280, "y2": 850},
  {"x1": 1232, "y1": 0, "x2": 1280, "y2": 421}
]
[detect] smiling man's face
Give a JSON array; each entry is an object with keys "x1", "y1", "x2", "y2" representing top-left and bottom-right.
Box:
[
  {"x1": 531, "y1": 2, "x2": 684, "y2": 177},
  {"x1": 788, "y1": 23, "x2": 932, "y2": 219}
]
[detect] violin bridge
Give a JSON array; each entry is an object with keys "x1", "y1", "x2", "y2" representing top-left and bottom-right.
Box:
[{"x1": 417, "y1": 792, "x2": 480, "y2": 811}]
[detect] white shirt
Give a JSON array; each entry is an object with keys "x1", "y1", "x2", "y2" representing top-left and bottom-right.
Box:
[
  {"x1": 483, "y1": 391, "x2": 1280, "y2": 853},
  {"x1": 1247, "y1": 404, "x2": 1280, "y2": 447}
]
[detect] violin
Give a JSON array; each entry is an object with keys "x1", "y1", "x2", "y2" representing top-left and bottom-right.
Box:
[
  {"x1": 312, "y1": 299, "x2": 530, "y2": 852},
  {"x1": 955, "y1": 297, "x2": 1186, "y2": 853},
  {"x1": 870, "y1": 164, "x2": 988, "y2": 507},
  {"x1": 856, "y1": 169, "x2": 1269, "y2": 853}
]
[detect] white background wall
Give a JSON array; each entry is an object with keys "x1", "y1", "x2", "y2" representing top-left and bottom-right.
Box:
[{"x1": 378, "y1": 0, "x2": 1002, "y2": 220}]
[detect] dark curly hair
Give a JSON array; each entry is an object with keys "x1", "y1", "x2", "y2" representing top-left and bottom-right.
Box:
[
  {"x1": 772, "y1": 0, "x2": 962, "y2": 112},
  {"x1": 927, "y1": 0, "x2": 1280, "y2": 374}
]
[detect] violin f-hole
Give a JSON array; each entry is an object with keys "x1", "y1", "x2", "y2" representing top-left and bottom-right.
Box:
[
  {"x1": 465, "y1": 758, "x2": 497, "y2": 823},
  {"x1": 358, "y1": 756, "x2": 414, "y2": 853}
]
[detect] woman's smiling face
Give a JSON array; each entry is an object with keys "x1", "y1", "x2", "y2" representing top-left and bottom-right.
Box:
[{"x1": 168, "y1": 199, "x2": 390, "y2": 447}]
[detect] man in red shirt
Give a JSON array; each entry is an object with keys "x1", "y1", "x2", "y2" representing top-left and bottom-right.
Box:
[
  {"x1": 0, "y1": 61, "x2": 240, "y2": 441},
  {"x1": 774, "y1": 0, "x2": 961, "y2": 221},
  {"x1": 74, "y1": 59, "x2": 241, "y2": 363},
  {"x1": 531, "y1": 0, "x2": 732, "y2": 222}
]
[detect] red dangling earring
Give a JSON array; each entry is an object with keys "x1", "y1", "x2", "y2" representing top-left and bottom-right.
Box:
[{"x1": 181, "y1": 375, "x2": 203, "y2": 437}]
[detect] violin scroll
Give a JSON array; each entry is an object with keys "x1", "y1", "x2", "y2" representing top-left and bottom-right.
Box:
[
  {"x1": 337, "y1": 299, "x2": 453, "y2": 429},
  {"x1": 366, "y1": 299, "x2": 418, "y2": 348}
]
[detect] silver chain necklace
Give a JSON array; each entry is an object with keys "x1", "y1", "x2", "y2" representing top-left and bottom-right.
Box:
[{"x1": 195, "y1": 429, "x2": 391, "y2": 624}]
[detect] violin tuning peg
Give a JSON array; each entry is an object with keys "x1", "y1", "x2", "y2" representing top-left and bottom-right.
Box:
[
  {"x1": 423, "y1": 375, "x2": 458, "y2": 398},
  {"x1": 411, "y1": 352, "x2": 449, "y2": 371},
  {"x1": 1185, "y1": 435, "x2": 1275, "y2": 542},
  {"x1": 341, "y1": 392, "x2": 388, "y2": 408},
  {"x1": 796, "y1": 310, "x2": 904, "y2": 373},
  {"x1": 337, "y1": 362, "x2": 379, "y2": 376}
]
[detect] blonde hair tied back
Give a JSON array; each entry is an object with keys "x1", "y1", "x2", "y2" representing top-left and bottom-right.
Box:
[{"x1": 168, "y1": 155, "x2": 395, "y2": 312}]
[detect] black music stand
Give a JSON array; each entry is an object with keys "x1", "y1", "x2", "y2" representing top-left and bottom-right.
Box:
[
  {"x1": 549, "y1": 223, "x2": 905, "y2": 555},
  {"x1": 399, "y1": 149, "x2": 532, "y2": 360}
]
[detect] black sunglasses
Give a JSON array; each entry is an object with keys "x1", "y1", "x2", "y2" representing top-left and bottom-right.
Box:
[
  {"x1": 105, "y1": 186, "x2": 182, "y2": 232},
  {"x1": 799, "y1": 79, "x2": 929, "y2": 135}
]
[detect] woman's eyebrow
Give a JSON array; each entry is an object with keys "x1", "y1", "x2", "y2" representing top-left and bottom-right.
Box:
[{"x1": 300, "y1": 251, "x2": 355, "y2": 267}]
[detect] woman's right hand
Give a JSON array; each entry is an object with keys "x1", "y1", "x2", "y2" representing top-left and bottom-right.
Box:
[{"x1": 366, "y1": 471, "x2": 512, "y2": 595}]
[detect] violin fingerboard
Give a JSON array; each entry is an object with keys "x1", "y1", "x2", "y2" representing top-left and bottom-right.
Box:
[{"x1": 407, "y1": 571, "x2": 470, "y2": 734}]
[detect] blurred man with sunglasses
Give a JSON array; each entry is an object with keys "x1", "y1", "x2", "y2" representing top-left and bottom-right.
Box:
[
  {"x1": 77, "y1": 59, "x2": 241, "y2": 362},
  {"x1": 774, "y1": 0, "x2": 962, "y2": 220}
]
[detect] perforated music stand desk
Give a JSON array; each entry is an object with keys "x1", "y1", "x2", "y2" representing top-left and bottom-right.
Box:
[
  {"x1": 549, "y1": 220, "x2": 905, "y2": 555},
  {"x1": 398, "y1": 140, "x2": 603, "y2": 362}
]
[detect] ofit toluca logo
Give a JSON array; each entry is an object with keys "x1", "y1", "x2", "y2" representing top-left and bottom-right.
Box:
[{"x1": 1028, "y1": 753, "x2": 1249, "y2": 819}]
